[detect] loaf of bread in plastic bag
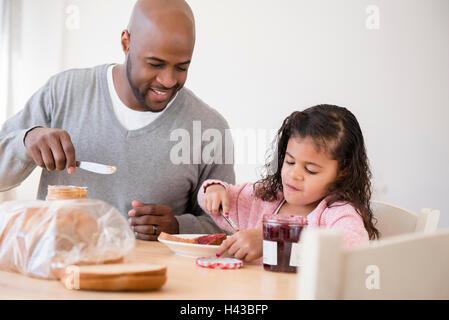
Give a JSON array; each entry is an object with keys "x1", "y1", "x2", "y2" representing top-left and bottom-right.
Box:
[{"x1": 0, "y1": 199, "x2": 135, "y2": 280}]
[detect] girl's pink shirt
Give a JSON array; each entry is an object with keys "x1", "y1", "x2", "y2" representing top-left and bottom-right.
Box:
[{"x1": 198, "y1": 179, "x2": 369, "y2": 249}]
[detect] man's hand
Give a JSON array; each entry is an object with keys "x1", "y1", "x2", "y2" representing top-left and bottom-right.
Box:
[
  {"x1": 128, "y1": 200, "x2": 179, "y2": 241},
  {"x1": 216, "y1": 228, "x2": 263, "y2": 262},
  {"x1": 24, "y1": 127, "x2": 77, "y2": 174}
]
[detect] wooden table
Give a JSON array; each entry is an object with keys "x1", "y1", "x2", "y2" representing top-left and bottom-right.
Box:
[{"x1": 0, "y1": 240, "x2": 299, "y2": 300}]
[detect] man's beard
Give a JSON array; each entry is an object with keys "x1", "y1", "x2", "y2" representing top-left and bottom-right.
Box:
[{"x1": 126, "y1": 56, "x2": 163, "y2": 113}]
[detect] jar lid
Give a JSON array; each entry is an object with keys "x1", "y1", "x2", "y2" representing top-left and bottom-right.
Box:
[
  {"x1": 195, "y1": 257, "x2": 243, "y2": 270},
  {"x1": 263, "y1": 214, "x2": 308, "y2": 225}
]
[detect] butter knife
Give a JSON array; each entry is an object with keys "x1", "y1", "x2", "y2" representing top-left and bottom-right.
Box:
[
  {"x1": 76, "y1": 161, "x2": 117, "y2": 175},
  {"x1": 219, "y1": 206, "x2": 239, "y2": 232}
]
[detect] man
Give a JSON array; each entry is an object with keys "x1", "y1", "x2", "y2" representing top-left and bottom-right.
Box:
[{"x1": 0, "y1": 0, "x2": 235, "y2": 240}]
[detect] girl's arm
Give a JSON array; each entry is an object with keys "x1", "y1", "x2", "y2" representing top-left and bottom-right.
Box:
[{"x1": 197, "y1": 179, "x2": 253, "y2": 233}]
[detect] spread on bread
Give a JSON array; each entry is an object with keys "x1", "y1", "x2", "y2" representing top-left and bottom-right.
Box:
[{"x1": 158, "y1": 232, "x2": 227, "y2": 245}]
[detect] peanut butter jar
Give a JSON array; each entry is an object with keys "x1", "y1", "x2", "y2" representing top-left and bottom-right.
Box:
[{"x1": 46, "y1": 185, "x2": 88, "y2": 201}]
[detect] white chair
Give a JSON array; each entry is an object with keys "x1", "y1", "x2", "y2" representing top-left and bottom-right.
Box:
[
  {"x1": 371, "y1": 200, "x2": 440, "y2": 238},
  {"x1": 297, "y1": 228, "x2": 449, "y2": 300}
]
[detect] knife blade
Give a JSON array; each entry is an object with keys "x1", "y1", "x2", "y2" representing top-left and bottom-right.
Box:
[
  {"x1": 76, "y1": 161, "x2": 117, "y2": 175},
  {"x1": 219, "y1": 206, "x2": 239, "y2": 232}
]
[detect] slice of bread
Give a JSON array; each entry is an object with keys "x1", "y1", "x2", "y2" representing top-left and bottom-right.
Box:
[
  {"x1": 70, "y1": 274, "x2": 167, "y2": 291},
  {"x1": 158, "y1": 232, "x2": 196, "y2": 244},
  {"x1": 60, "y1": 263, "x2": 167, "y2": 291},
  {"x1": 68, "y1": 263, "x2": 167, "y2": 278},
  {"x1": 158, "y1": 232, "x2": 227, "y2": 245}
]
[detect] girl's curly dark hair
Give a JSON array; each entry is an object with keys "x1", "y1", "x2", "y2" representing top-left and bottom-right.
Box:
[{"x1": 254, "y1": 105, "x2": 379, "y2": 240}]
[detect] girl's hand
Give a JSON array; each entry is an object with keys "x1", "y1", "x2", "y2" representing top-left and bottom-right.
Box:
[
  {"x1": 203, "y1": 184, "x2": 230, "y2": 216},
  {"x1": 216, "y1": 229, "x2": 263, "y2": 262}
]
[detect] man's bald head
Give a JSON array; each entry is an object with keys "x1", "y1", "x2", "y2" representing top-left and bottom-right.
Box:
[{"x1": 127, "y1": 0, "x2": 195, "y2": 47}]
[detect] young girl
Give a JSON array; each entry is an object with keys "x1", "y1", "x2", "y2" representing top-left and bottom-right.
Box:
[{"x1": 197, "y1": 104, "x2": 379, "y2": 262}]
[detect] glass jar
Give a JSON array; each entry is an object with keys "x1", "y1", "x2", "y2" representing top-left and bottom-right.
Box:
[
  {"x1": 46, "y1": 185, "x2": 88, "y2": 201},
  {"x1": 262, "y1": 214, "x2": 307, "y2": 273}
]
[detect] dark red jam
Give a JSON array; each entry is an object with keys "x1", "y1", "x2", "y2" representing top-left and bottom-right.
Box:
[{"x1": 262, "y1": 214, "x2": 307, "y2": 273}]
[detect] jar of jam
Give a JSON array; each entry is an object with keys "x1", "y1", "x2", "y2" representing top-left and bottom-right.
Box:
[
  {"x1": 262, "y1": 214, "x2": 307, "y2": 273},
  {"x1": 46, "y1": 185, "x2": 88, "y2": 201}
]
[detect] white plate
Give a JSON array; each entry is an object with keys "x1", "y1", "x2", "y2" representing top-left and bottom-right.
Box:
[{"x1": 158, "y1": 234, "x2": 227, "y2": 258}]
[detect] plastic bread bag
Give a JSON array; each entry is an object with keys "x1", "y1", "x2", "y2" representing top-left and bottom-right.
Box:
[{"x1": 0, "y1": 199, "x2": 135, "y2": 280}]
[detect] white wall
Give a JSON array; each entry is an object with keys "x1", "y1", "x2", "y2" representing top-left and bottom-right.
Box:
[
  {"x1": 2, "y1": 0, "x2": 66, "y2": 200},
  {"x1": 4, "y1": 0, "x2": 449, "y2": 227}
]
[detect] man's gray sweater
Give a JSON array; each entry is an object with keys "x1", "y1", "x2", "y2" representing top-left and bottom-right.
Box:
[{"x1": 0, "y1": 64, "x2": 235, "y2": 234}]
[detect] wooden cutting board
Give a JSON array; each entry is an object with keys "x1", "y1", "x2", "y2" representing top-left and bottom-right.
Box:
[{"x1": 60, "y1": 263, "x2": 167, "y2": 291}]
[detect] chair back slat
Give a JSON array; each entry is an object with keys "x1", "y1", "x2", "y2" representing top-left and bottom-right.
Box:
[
  {"x1": 371, "y1": 200, "x2": 439, "y2": 238},
  {"x1": 297, "y1": 229, "x2": 449, "y2": 300}
]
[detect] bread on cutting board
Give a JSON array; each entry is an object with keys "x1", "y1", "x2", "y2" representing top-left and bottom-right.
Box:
[
  {"x1": 0, "y1": 199, "x2": 135, "y2": 280},
  {"x1": 60, "y1": 263, "x2": 167, "y2": 291}
]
